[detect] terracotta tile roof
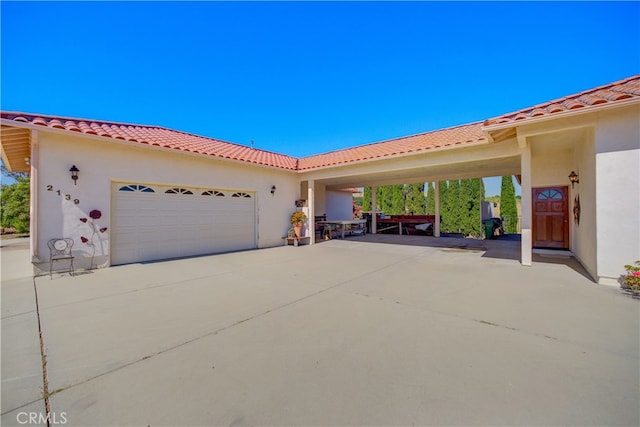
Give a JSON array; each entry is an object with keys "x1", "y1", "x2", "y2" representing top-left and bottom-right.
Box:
[
  {"x1": 484, "y1": 75, "x2": 640, "y2": 127},
  {"x1": 3, "y1": 76, "x2": 638, "y2": 173},
  {"x1": 297, "y1": 122, "x2": 487, "y2": 170},
  {"x1": 0, "y1": 112, "x2": 299, "y2": 170}
]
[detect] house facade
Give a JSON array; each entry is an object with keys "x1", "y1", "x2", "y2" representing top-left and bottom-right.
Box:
[{"x1": 2, "y1": 75, "x2": 638, "y2": 284}]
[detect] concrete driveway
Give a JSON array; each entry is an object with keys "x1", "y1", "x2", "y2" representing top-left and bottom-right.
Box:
[{"x1": 2, "y1": 237, "x2": 639, "y2": 426}]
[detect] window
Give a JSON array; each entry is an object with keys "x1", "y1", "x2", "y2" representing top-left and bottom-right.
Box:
[
  {"x1": 231, "y1": 192, "x2": 252, "y2": 198},
  {"x1": 202, "y1": 190, "x2": 225, "y2": 197},
  {"x1": 119, "y1": 185, "x2": 155, "y2": 193},
  {"x1": 537, "y1": 189, "x2": 563, "y2": 200},
  {"x1": 165, "y1": 188, "x2": 194, "y2": 195}
]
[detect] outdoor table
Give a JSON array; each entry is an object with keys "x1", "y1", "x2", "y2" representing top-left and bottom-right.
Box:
[{"x1": 317, "y1": 220, "x2": 367, "y2": 239}]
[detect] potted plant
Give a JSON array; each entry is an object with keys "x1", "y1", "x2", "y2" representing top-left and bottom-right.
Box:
[
  {"x1": 290, "y1": 210, "x2": 307, "y2": 238},
  {"x1": 621, "y1": 261, "x2": 640, "y2": 298}
]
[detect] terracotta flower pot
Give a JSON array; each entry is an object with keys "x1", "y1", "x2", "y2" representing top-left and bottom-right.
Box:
[{"x1": 293, "y1": 222, "x2": 303, "y2": 238}]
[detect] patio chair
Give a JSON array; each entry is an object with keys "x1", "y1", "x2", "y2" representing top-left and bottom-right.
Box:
[{"x1": 47, "y1": 238, "x2": 75, "y2": 279}]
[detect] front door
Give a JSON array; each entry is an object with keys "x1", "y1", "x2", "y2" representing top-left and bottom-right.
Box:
[{"x1": 533, "y1": 186, "x2": 569, "y2": 249}]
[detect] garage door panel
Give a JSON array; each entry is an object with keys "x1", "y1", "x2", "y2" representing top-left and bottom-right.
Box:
[{"x1": 111, "y1": 183, "x2": 256, "y2": 265}]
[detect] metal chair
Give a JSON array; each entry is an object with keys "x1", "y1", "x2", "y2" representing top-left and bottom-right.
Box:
[{"x1": 47, "y1": 238, "x2": 75, "y2": 279}]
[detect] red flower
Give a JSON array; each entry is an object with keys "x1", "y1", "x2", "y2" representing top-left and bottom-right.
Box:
[
  {"x1": 99, "y1": 227, "x2": 108, "y2": 233},
  {"x1": 89, "y1": 210, "x2": 102, "y2": 220},
  {"x1": 80, "y1": 218, "x2": 88, "y2": 223},
  {"x1": 80, "y1": 236, "x2": 89, "y2": 243}
]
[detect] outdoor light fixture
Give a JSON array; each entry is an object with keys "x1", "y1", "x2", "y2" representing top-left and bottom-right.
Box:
[
  {"x1": 24, "y1": 157, "x2": 30, "y2": 166},
  {"x1": 271, "y1": 185, "x2": 276, "y2": 195},
  {"x1": 568, "y1": 171, "x2": 579, "y2": 189},
  {"x1": 69, "y1": 165, "x2": 79, "y2": 185}
]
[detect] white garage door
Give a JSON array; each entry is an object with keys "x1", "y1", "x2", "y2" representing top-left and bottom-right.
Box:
[{"x1": 111, "y1": 182, "x2": 257, "y2": 265}]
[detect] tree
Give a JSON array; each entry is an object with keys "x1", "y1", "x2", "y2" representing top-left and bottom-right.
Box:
[
  {"x1": 377, "y1": 185, "x2": 393, "y2": 214},
  {"x1": 446, "y1": 179, "x2": 462, "y2": 232},
  {"x1": 500, "y1": 176, "x2": 518, "y2": 233},
  {"x1": 391, "y1": 184, "x2": 405, "y2": 214},
  {"x1": 407, "y1": 182, "x2": 426, "y2": 215},
  {"x1": 426, "y1": 182, "x2": 436, "y2": 215},
  {"x1": 458, "y1": 178, "x2": 483, "y2": 237},
  {"x1": 439, "y1": 181, "x2": 450, "y2": 231},
  {"x1": 363, "y1": 187, "x2": 372, "y2": 211},
  {"x1": 0, "y1": 176, "x2": 30, "y2": 233}
]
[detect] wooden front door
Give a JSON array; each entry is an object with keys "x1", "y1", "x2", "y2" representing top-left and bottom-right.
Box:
[{"x1": 533, "y1": 186, "x2": 569, "y2": 249}]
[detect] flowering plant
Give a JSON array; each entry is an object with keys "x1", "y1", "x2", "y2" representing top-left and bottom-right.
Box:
[
  {"x1": 621, "y1": 261, "x2": 640, "y2": 296},
  {"x1": 290, "y1": 211, "x2": 306, "y2": 224}
]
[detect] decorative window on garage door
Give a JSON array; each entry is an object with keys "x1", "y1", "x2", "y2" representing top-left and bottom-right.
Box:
[
  {"x1": 231, "y1": 192, "x2": 252, "y2": 198},
  {"x1": 165, "y1": 188, "x2": 194, "y2": 195},
  {"x1": 118, "y1": 184, "x2": 155, "y2": 193},
  {"x1": 202, "y1": 190, "x2": 225, "y2": 197}
]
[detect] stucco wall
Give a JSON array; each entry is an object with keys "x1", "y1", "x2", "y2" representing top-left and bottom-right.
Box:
[
  {"x1": 594, "y1": 106, "x2": 640, "y2": 284},
  {"x1": 531, "y1": 141, "x2": 573, "y2": 189},
  {"x1": 34, "y1": 131, "x2": 299, "y2": 270},
  {"x1": 529, "y1": 127, "x2": 598, "y2": 279},
  {"x1": 571, "y1": 128, "x2": 597, "y2": 281}
]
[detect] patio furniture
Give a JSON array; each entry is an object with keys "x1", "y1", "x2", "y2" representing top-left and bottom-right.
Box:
[{"x1": 48, "y1": 238, "x2": 75, "y2": 278}]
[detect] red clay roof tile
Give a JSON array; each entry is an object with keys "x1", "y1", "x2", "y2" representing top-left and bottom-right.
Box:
[
  {"x1": 297, "y1": 122, "x2": 487, "y2": 170},
  {"x1": 484, "y1": 75, "x2": 640, "y2": 127},
  {"x1": 0, "y1": 112, "x2": 299, "y2": 170},
  {"x1": 3, "y1": 76, "x2": 638, "y2": 172}
]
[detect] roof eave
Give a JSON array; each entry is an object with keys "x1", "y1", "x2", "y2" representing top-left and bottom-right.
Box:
[
  {"x1": 0, "y1": 118, "x2": 298, "y2": 172},
  {"x1": 297, "y1": 138, "x2": 491, "y2": 173},
  {"x1": 482, "y1": 97, "x2": 640, "y2": 134}
]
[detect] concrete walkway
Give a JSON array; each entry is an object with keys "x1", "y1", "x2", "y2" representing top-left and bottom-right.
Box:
[{"x1": 2, "y1": 237, "x2": 638, "y2": 426}]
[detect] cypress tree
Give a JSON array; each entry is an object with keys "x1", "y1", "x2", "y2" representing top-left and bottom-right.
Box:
[
  {"x1": 447, "y1": 179, "x2": 461, "y2": 232},
  {"x1": 426, "y1": 182, "x2": 436, "y2": 215},
  {"x1": 459, "y1": 178, "x2": 483, "y2": 237},
  {"x1": 500, "y1": 176, "x2": 518, "y2": 233},
  {"x1": 363, "y1": 187, "x2": 372, "y2": 211},
  {"x1": 378, "y1": 185, "x2": 393, "y2": 214},
  {"x1": 439, "y1": 181, "x2": 450, "y2": 231},
  {"x1": 408, "y1": 183, "x2": 426, "y2": 214},
  {"x1": 391, "y1": 184, "x2": 405, "y2": 214}
]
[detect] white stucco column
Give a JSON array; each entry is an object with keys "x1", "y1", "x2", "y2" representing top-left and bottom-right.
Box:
[
  {"x1": 371, "y1": 186, "x2": 377, "y2": 234},
  {"x1": 307, "y1": 180, "x2": 315, "y2": 245},
  {"x1": 434, "y1": 181, "x2": 440, "y2": 237},
  {"x1": 30, "y1": 130, "x2": 39, "y2": 261},
  {"x1": 520, "y1": 144, "x2": 533, "y2": 266}
]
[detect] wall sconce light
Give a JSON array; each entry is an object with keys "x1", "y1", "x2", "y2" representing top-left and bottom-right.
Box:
[
  {"x1": 69, "y1": 165, "x2": 80, "y2": 185},
  {"x1": 568, "y1": 171, "x2": 579, "y2": 189},
  {"x1": 24, "y1": 157, "x2": 30, "y2": 166},
  {"x1": 270, "y1": 185, "x2": 276, "y2": 196}
]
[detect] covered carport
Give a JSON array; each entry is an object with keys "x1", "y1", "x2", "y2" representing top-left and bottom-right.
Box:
[{"x1": 295, "y1": 122, "x2": 529, "y2": 264}]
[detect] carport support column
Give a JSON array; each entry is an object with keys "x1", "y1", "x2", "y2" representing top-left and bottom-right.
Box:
[
  {"x1": 371, "y1": 186, "x2": 377, "y2": 233},
  {"x1": 434, "y1": 181, "x2": 440, "y2": 237},
  {"x1": 307, "y1": 180, "x2": 315, "y2": 244},
  {"x1": 520, "y1": 143, "x2": 533, "y2": 266}
]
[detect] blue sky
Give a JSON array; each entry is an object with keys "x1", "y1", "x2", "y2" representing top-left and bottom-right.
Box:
[{"x1": 2, "y1": 1, "x2": 638, "y2": 195}]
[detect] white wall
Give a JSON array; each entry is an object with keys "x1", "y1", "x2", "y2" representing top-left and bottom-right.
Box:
[
  {"x1": 326, "y1": 190, "x2": 353, "y2": 220},
  {"x1": 571, "y1": 128, "x2": 597, "y2": 281},
  {"x1": 594, "y1": 106, "x2": 640, "y2": 284},
  {"x1": 34, "y1": 131, "x2": 299, "y2": 270}
]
